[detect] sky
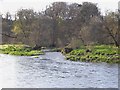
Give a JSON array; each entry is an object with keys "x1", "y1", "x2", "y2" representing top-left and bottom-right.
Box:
[{"x1": 0, "y1": 0, "x2": 120, "y2": 15}]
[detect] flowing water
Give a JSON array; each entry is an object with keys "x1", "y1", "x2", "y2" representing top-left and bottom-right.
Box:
[{"x1": 0, "y1": 52, "x2": 118, "y2": 88}]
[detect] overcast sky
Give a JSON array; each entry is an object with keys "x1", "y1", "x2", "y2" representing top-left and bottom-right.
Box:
[{"x1": 0, "y1": 0, "x2": 119, "y2": 15}]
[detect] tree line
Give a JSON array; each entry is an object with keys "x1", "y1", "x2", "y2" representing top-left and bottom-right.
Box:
[{"x1": 1, "y1": 2, "x2": 120, "y2": 48}]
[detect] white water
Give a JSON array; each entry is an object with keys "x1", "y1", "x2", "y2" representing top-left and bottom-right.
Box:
[{"x1": 0, "y1": 52, "x2": 118, "y2": 88}]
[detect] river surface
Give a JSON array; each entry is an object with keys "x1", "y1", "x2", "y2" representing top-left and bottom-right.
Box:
[{"x1": 0, "y1": 52, "x2": 118, "y2": 88}]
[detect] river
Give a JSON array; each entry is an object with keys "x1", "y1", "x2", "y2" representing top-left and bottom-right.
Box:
[{"x1": 0, "y1": 52, "x2": 118, "y2": 88}]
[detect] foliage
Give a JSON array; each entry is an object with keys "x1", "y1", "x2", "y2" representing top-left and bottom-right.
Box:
[
  {"x1": 65, "y1": 45, "x2": 119, "y2": 64},
  {"x1": 0, "y1": 44, "x2": 44, "y2": 56},
  {"x1": 2, "y1": 2, "x2": 102, "y2": 47},
  {"x1": 1, "y1": 2, "x2": 119, "y2": 48}
]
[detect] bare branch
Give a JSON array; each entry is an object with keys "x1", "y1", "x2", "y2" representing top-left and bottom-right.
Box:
[{"x1": 0, "y1": 33, "x2": 17, "y2": 38}]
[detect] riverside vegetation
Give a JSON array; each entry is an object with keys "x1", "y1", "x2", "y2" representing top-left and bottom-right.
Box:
[
  {"x1": 0, "y1": 44, "x2": 119, "y2": 64},
  {"x1": 0, "y1": 44, "x2": 44, "y2": 56},
  {"x1": 64, "y1": 45, "x2": 119, "y2": 64}
]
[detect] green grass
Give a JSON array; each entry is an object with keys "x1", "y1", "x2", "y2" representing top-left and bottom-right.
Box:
[
  {"x1": 0, "y1": 44, "x2": 44, "y2": 56},
  {"x1": 65, "y1": 45, "x2": 120, "y2": 64}
]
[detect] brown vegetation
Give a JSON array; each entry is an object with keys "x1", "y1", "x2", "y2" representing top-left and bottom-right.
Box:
[{"x1": 1, "y1": 2, "x2": 120, "y2": 48}]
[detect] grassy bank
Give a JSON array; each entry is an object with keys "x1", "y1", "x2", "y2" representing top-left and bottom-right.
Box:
[
  {"x1": 0, "y1": 44, "x2": 44, "y2": 56},
  {"x1": 65, "y1": 45, "x2": 120, "y2": 64}
]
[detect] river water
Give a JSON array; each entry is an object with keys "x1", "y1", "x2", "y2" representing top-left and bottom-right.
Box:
[{"x1": 0, "y1": 52, "x2": 118, "y2": 88}]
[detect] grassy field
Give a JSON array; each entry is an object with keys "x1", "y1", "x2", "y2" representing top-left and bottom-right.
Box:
[
  {"x1": 0, "y1": 44, "x2": 44, "y2": 56},
  {"x1": 65, "y1": 45, "x2": 120, "y2": 64}
]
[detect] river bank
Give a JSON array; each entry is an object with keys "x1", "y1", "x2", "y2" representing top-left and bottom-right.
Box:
[
  {"x1": 64, "y1": 45, "x2": 119, "y2": 64},
  {"x1": 0, "y1": 44, "x2": 44, "y2": 56},
  {"x1": 0, "y1": 44, "x2": 119, "y2": 64}
]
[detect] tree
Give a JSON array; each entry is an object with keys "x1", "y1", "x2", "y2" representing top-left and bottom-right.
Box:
[
  {"x1": 67, "y1": 2, "x2": 100, "y2": 46},
  {"x1": 2, "y1": 12, "x2": 15, "y2": 43},
  {"x1": 103, "y1": 11, "x2": 119, "y2": 47},
  {"x1": 45, "y1": 2, "x2": 68, "y2": 47},
  {"x1": 2, "y1": 2, "x2": 118, "y2": 48},
  {"x1": 12, "y1": 9, "x2": 37, "y2": 45}
]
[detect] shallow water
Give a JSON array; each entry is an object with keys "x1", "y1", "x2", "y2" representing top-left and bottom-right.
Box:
[{"x1": 0, "y1": 52, "x2": 118, "y2": 88}]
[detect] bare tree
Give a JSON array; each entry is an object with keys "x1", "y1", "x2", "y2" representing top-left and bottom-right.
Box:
[{"x1": 103, "y1": 12, "x2": 119, "y2": 47}]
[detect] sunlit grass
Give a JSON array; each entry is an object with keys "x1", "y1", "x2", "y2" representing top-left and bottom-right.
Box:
[
  {"x1": 65, "y1": 45, "x2": 119, "y2": 64},
  {"x1": 0, "y1": 44, "x2": 44, "y2": 56}
]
